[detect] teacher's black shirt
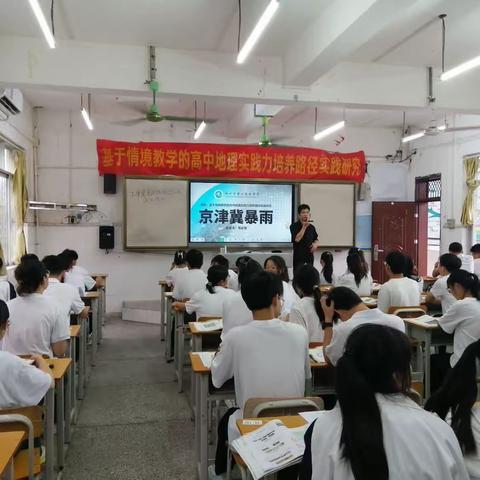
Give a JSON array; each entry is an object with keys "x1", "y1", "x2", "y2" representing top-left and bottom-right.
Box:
[{"x1": 290, "y1": 221, "x2": 318, "y2": 268}]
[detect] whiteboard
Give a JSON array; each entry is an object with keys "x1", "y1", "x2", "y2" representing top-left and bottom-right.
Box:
[
  {"x1": 124, "y1": 177, "x2": 188, "y2": 249},
  {"x1": 299, "y1": 183, "x2": 355, "y2": 247}
]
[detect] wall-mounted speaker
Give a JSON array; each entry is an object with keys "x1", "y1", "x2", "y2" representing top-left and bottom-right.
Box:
[
  {"x1": 99, "y1": 225, "x2": 114, "y2": 250},
  {"x1": 103, "y1": 174, "x2": 117, "y2": 194}
]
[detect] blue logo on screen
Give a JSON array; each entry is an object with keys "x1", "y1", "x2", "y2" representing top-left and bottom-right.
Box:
[{"x1": 214, "y1": 190, "x2": 223, "y2": 199}]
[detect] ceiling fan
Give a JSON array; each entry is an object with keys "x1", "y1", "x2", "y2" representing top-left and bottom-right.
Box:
[{"x1": 254, "y1": 116, "x2": 291, "y2": 147}]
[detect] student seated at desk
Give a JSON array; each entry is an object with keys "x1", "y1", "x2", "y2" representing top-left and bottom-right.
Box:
[
  {"x1": 335, "y1": 251, "x2": 373, "y2": 296},
  {"x1": 264, "y1": 255, "x2": 300, "y2": 315},
  {"x1": 165, "y1": 249, "x2": 188, "y2": 287},
  {"x1": 319, "y1": 251, "x2": 336, "y2": 285},
  {"x1": 301, "y1": 324, "x2": 469, "y2": 480},
  {"x1": 432, "y1": 242, "x2": 473, "y2": 277},
  {"x1": 42, "y1": 254, "x2": 89, "y2": 325},
  {"x1": 471, "y1": 244, "x2": 480, "y2": 276},
  {"x1": 404, "y1": 255, "x2": 424, "y2": 293},
  {"x1": 172, "y1": 265, "x2": 235, "y2": 318},
  {"x1": 221, "y1": 258, "x2": 262, "y2": 336},
  {"x1": 2, "y1": 259, "x2": 69, "y2": 358},
  {"x1": 436, "y1": 270, "x2": 480, "y2": 367},
  {"x1": 426, "y1": 253, "x2": 462, "y2": 313},
  {"x1": 377, "y1": 251, "x2": 420, "y2": 313},
  {"x1": 0, "y1": 300, "x2": 53, "y2": 408},
  {"x1": 211, "y1": 254, "x2": 238, "y2": 291},
  {"x1": 426, "y1": 339, "x2": 480, "y2": 480},
  {"x1": 211, "y1": 271, "x2": 310, "y2": 445},
  {"x1": 0, "y1": 258, "x2": 16, "y2": 303},
  {"x1": 290, "y1": 264, "x2": 324, "y2": 342},
  {"x1": 321, "y1": 287, "x2": 405, "y2": 366},
  {"x1": 172, "y1": 249, "x2": 207, "y2": 301},
  {"x1": 61, "y1": 249, "x2": 97, "y2": 297}
]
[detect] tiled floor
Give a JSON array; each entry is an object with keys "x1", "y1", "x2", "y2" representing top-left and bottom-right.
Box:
[{"x1": 63, "y1": 319, "x2": 195, "y2": 480}]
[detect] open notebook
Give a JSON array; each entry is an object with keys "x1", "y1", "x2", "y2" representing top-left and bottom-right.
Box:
[
  {"x1": 231, "y1": 419, "x2": 307, "y2": 480},
  {"x1": 191, "y1": 319, "x2": 223, "y2": 332},
  {"x1": 309, "y1": 347, "x2": 325, "y2": 364},
  {"x1": 193, "y1": 351, "x2": 216, "y2": 368}
]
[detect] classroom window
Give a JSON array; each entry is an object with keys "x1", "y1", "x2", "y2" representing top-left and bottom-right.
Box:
[{"x1": 0, "y1": 145, "x2": 15, "y2": 265}]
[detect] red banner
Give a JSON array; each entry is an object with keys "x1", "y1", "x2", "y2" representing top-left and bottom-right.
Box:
[{"x1": 97, "y1": 139, "x2": 365, "y2": 182}]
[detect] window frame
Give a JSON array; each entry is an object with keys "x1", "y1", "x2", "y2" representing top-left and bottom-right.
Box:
[{"x1": 0, "y1": 148, "x2": 15, "y2": 266}]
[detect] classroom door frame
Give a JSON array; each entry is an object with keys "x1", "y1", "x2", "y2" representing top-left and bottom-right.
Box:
[{"x1": 371, "y1": 201, "x2": 419, "y2": 283}]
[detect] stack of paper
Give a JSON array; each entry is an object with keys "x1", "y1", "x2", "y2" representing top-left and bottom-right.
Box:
[
  {"x1": 192, "y1": 319, "x2": 223, "y2": 332},
  {"x1": 194, "y1": 351, "x2": 216, "y2": 368},
  {"x1": 231, "y1": 420, "x2": 305, "y2": 480},
  {"x1": 309, "y1": 347, "x2": 325, "y2": 364},
  {"x1": 411, "y1": 315, "x2": 437, "y2": 324},
  {"x1": 361, "y1": 297, "x2": 377, "y2": 306}
]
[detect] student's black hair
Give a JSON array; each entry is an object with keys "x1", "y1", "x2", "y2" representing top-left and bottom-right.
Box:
[
  {"x1": 439, "y1": 253, "x2": 462, "y2": 273},
  {"x1": 471, "y1": 244, "x2": 480, "y2": 254},
  {"x1": 346, "y1": 253, "x2": 368, "y2": 286},
  {"x1": 211, "y1": 254, "x2": 229, "y2": 268},
  {"x1": 0, "y1": 300, "x2": 9, "y2": 329},
  {"x1": 173, "y1": 250, "x2": 187, "y2": 266},
  {"x1": 42, "y1": 255, "x2": 65, "y2": 276},
  {"x1": 336, "y1": 324, "x2": 411, "y2": 480},
  {"x1": 425, "y1": 339, "x2": 480, "y2": 455},
  {"x1": 320, "y1": 251, "x2": 334, "y2": 284},
  {"x1": 446, "y1": 269, "x2": 480, "y2": 300},
  {"x1": 241, "y1": 271, "x2": 283, "y2": 311},
  {"x1": 0, "y1": 257, "x2": 3, "y2": 270},
  {"x1": 293, "y1": 264, "x2": 323, "y2": 324},
  {"x1": 15, "y1": 259, "x2": 48, "y2": 296},
  {"x1": 61, "y1": 249, "x2": 79, "y2": 261},
  {"x1": 384, "y1": 251, "x2": 406, "y2": 275},
  {"x1": 264, "y1": 255, "x2": 289, "y2": 283},
  {"x1": 206, "y1": 265, "x2": 229, "y2": 294},
  {"x1": 348, "y1": 247, "x2": 369, "y2": 272},
  {"x1": 403, "y1": 255, "x2": 421, "y2": 283},
  {"x1": 237, "y1": 259, "x2": 263, "y2": 287},
  {"x1": 449, "y1": 242, "x2": 463, "y2": 254},
  {"x1": 326, "y1": 286, "x2": 362, "y2": 311},
  {"x1": 297, "y1": 204, "x2": 310, "y2": 214},
  {"x1": 186, "y1": 249, "x2": 203, "y2": 269},
  {"x1": 20, "y1": 253, "x2": 39, "y2": 263}
]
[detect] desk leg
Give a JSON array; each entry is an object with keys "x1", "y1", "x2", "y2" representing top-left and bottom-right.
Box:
[
  {"x1": 160, "y1": 287, "x2": 166, "y2": 342},
  {"x1": 44, "y1": 387, "x2": 55, "y2": 480},
  {"x1": 56, "y1": 377, "x2": 66, "y2": 469},
  {"x1": 91, "y1": 299, "x2": 98, "y2": 366},
  {"x1": 166, "y1": 300, "x2": 173, "y2": 361},
  {"x1": 98, "y1": 288, "x2": 104, "y2": 344},
  {"x1": 177, "y1": 313, "x2": 185, "y2": 393},
  {"x1": 190, "y1": 368, "x2": 196, "y2": 419},
  {"x1": 198, "y1": 375, "x2": 209, "y2": 480},
  {"x1": 78, "y1": 319, "x2": 86, "y2": 399},
  {"x1": 71, "y1": 337, "x2": 78, "y2": 423},
  {"x1": 424, "y1": 331, "x2": 432, "y2": 399}
]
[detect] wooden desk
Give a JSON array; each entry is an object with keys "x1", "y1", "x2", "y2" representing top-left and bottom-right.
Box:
[
  {"x1": 237, "y1": 415, "x2": 307, "y2": 436},
  {"x1": 189, "y1": 322, "x2": 222, "y2": 352},
  {"x1": 69, "y1": 325, "x2": 81, "y2": 427},
  {"x1": 82, "y1": 291, "x2": 100, "y2": 366},
  {"x1": 190, "y1": 352, "x2": 235, "y2": 480},
  {"x1": 158, "y1": 280, "x2": 168, "y2": 342},
  {"x1": 404, "y1": 318, "x2": 453, "y2": 398},
  {"x1": 0, "y1": 431, "x2": 24, "y2": 479},
  {"x1": 91, "y1": 274, "x2": 108, "y2": 341}
]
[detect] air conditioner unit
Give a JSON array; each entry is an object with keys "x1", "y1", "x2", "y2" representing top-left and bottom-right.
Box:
[{"x1": 0, "y1": 88, "x2": 23, "y2": 116}]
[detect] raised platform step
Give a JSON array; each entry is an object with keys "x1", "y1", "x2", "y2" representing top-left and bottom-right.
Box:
[{"x1": 122, "y1": 300, "x2": 162, "y2": 325}]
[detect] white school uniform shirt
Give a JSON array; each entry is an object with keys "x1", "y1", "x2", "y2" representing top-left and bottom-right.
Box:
[
  {"x1": 3, "y1": 293, "x2": 70, "y2": 357},
  {"x1": 474, "y1": 258, "x2": 480, "y2": 277},
  {"x1": 211, "y1": 319, "x2": 311, "y2": 442},
  {"x1": 437, "y1": 297, "x2": 480, "y2": 367},
  {"x1": 0, "y1": 351, "x2": 52, "y2": 408},
  {"x1": 185, "y1": 286, "x2": 236, "y2": 319},
  {"x1": 307, "y1": 393, "x2": 469, "y2": 480},
  {"x1": 172, "y1": 269, "x2": 207, "y2": 300},
  {"x1": 165, "y1": 266, "x2": 188, "y2": 287},
  {"x1": 282, "y1": 280, "x2": 300, "y2": 315},
  {"x1": 377, "y1": 277, "x2": 421, "y2": 313},
  {"x1": 319, "y1": 270, "x2": 337, "y2": 285},
  {"x1": 65, "y1": 265, "x2": 95, "y2": 296},
  {"x1": 289, "y1": 296, "x2": 323, "y2": 342},
  {"x1": 334, "y1": 272, "x2": 373, "y2": 296},
  {"x1": 431, "y1": 274, "x2": 456, "y2": 313},
  {"x1": 227, "y1": 269, "x2": 239, "y2": 291},
  {"x1": 0, "y1": 275, "x2": 10, "y2": 302},
  {"x1": 460, "y1": 254, "x2": 474, "y2": 273},
  {"x1": 325, "y1": 308, "x2": 405, "y2": 366},
  {"x1": 43, "y1": 278, "x2": 85, "y2": 327},
  {"x1": 222, "y1": 291, "x2": 253, "y2": 337}
]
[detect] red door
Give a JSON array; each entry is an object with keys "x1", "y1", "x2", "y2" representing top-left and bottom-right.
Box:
[{"x1": 371, "y1": 202, "x2": 418, "y2": 283}]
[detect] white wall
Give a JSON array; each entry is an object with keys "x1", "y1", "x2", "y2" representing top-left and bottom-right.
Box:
[{"x1": 4, "y1": 105, "x2": 404, "y2": 312}]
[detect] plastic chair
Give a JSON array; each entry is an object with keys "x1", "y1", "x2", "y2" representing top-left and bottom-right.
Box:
[{"x1": 388, "y1": 305, "x2": 427, "y2": 318}]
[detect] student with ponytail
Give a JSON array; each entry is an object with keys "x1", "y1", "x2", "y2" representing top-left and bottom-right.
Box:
[
  {"x1": 335, "y1": 252, "x2": 373, "y2": 296},
  {"x1": 425, "y1": 339, "x2": 480, "y2": 479},
  {"x1": 301, "y1": 324, "x2": 469, "y2": 480},
  {"x1": 3, "y1": 259, "x2": 69, "y2": 358},
  {"x1": 172, "y1": 265, "x2": 234, "y2": 319},
  {"x1": 166, "y1": 249, "x2": 188, "y2": 287},
  {"x1": 319, "y1": 251, "x2": 336, "y2": 285},
  {"x1": 290, "y1": 264, "x2": 324, "y2": 342},
  {"x1": 436, "y1": 269, "x2": 480, "y2": 367}
]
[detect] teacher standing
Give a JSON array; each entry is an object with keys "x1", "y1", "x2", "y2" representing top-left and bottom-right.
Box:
[{"x1": 290, "y1": 204, "x2": 320, "y2": 271}]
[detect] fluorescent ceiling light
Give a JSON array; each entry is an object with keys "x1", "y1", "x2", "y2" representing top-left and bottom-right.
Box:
[
  {"x1": 28, "y1": 0, "x2": 56, "y2": 48},
  {"x1": 81, "y1": 108, "x2": 94, "y2": 130},
  {"x1": 441, "y1": 54, "x2": 480, "y2": 81},
  {"x1": 237, "y1": 0, "x2": 279, "y2": 64},
  {"x1": 402, "y1": 131, "x2": 425, "y2": 143},
  {"x1": 194, "y1": 121, "x2": 207, "y2": 140},
  {"x1": 313, "y1": 120, "x2": 345, "y2": 141}
]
